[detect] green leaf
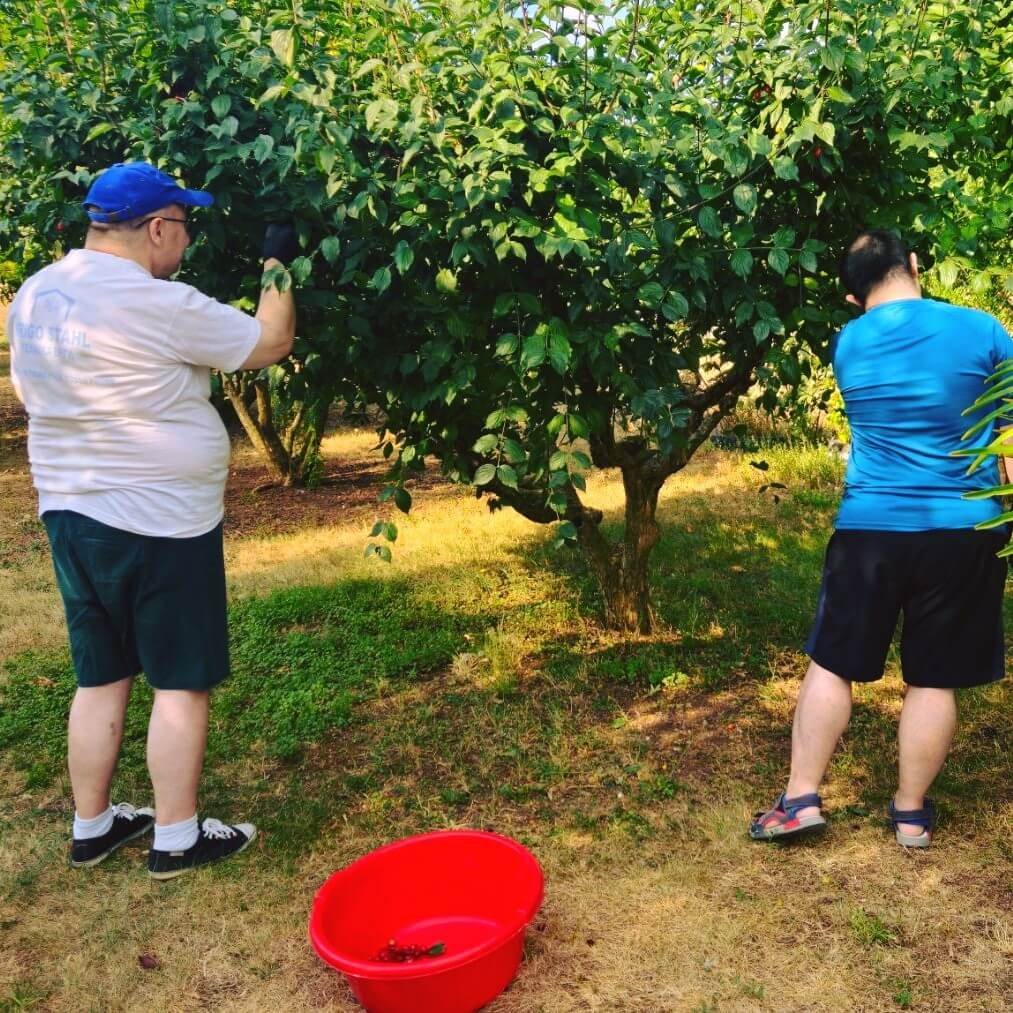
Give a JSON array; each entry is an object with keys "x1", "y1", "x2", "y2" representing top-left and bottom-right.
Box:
[
  {"x1": 773, "y1": 156, "x2": 799, "y2": 180},
  {"x1": 354, "y1": 58, "x2": 384, "y2": 79},
  {"x1": 495, "y1": 333, "x2": 518, "y2": 357},
  {"x1": 522, "y1": 332, "x2": 546, "y2": 369},
  {"x1": 289, "y1": 258, "x2": 312, "y2": 284},
  {"x1": 393, "y1": 241, "x2": 414, "y2": 275},
  {"x1": 258, "y1": 84, "x2": 287, "y2": 105},
  {"x1": 370, "y1": 266, "x2": 392, "y2": 293},
  {"x1": 496, "y1": 464, "x2": 519, "y2": 489},
  {"x1": 271, "y1": 28, "x2": 296, "y2": 67},
  {"x1": 474, "y1": 463, "x2": 497, "y2": 485},
  {"x1": 964, "y1": 484, "x2": 1013, "y2": 501},
  {"x1": 393, "y1": 488, "x2": 412, "y2": 514},
  {"x1": 768, "y1": 248, "x2": 790, "y2": 275},
  {"x1": 84, "y1": 122, "x2": 115, "y2": 143},
  {"x1": 937, "y1": 260, "x2": 960, "y2": 288},
  {"x1": 365, "y1": 98, "x2": 398, "y2": 132},
  {"x1": 733, "y1": 184, "x2": 757, "y2": 215},
  {"x1": 320, "y1": 237, "x2": 340, "y2": 264},
  {"x1": 502, "y1": 438, "x2": 526, "y2": 463},
  {"x1": 827, "y1": 86, "x2": 855, "y2": 105},
  {"x1": 662, "y1": 292, "x2": 690, "y2": 321},
  {"x1": 435, "y1": 268, "x2": 457, "y2": 294},
  {"x1": 814, "y1": 121, "x2": 836, "y2": 145},
  {"x1": 821, "y1": 42, "x2": 846, "y2": 72},
  {"x1": 753, "y1": 320, "x2": 771, "y2": 342},
  {"x1": 698, "y1": 206, "x2": 722, "y2": 237},
  {"x1": 253, "y1": 134, "x2": 275, "y2": 164},
  {"x1": 548, "y1": 331, "x2": 572, "y2": 373},
  {"x1": 799, "y1": 250, "x2": 818, "y2": 273},
  {"x1": 365, "y1": 543, "x2": 393, "y2": 563},
  {"x1": 473, "y1": 433, "x2": 498, "y2": 453},
  {"x1": 557, "y1": 520, "x2": 578, "y2": 541},
  {"x1": 568, "y1": 414, "x2": 589, "y2": 438},
  {"x1": 369, "y1": 521, "x2": 385, "y2": 537},
  {"x1": 731, "y1": 249, "x2": 754, "y2": 278},
  {"x1": 638, "y1": 281, "x2": 665, "y2": 307},
  {"x1": 211, "y1": 95, "x2": 231, "y2": 119}
]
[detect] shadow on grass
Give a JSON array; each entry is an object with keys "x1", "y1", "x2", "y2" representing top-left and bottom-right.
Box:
[
  {"x1": 521, "y1": 483, "x2": 831, "y2": 690},
  {"x1": 0, "y1": 573, "x2": 551, "y2": 791}
]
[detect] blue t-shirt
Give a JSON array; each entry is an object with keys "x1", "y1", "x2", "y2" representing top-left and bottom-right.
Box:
[{"x1": 832, "y1": 298, "x2": 1013, "y2": 531}]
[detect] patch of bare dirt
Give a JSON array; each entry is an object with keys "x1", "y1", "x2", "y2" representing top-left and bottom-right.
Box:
[
  {"x1": 0, "y1": 344, "x2": 28, "y2": 465},
  {"x1": 223, "y1": 446, "x2": 451, "y2": 540}
]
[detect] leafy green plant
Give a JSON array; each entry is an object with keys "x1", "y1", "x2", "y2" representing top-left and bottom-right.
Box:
[
  {"x1": 956, "y1": 357, "x2": 1013, "y2": 551},
  {"x1": 2, "y1": 1, "x2": 1011, "y2": 626},
  {"x1": 891, "y1": 980, "x2": 915, "y2": 1009},
  {"x1": 849, "y1": 907, "x2": 897, "y2": 947}
]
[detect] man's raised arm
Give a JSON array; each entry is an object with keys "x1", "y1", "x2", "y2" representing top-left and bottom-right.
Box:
[{"x1": 241, "y1": 223, "x2": 298, "y2": 370}]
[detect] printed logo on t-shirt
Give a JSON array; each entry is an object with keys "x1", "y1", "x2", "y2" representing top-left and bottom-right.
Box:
[{"x1": 14, "y1": 288, "x2": 91, "y2": 360}]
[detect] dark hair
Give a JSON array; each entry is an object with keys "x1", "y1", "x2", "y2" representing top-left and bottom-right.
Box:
[{"x1": 839, "y1": 230, "x2": 914, "y2": 305}]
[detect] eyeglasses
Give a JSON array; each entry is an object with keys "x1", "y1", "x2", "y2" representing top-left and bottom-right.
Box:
[{"x1": 132, "y1": 215, "x2": 195, "y2": 237}]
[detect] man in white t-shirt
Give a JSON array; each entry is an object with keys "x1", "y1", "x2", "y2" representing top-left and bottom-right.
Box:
[{"x1": 7, "y1": 161, "x2": 297, "y2": 878}]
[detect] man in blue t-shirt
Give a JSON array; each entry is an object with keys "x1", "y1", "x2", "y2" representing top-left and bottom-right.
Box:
[{"x1": 750, "y1": 230, "x2": 1012, "y2": 848}]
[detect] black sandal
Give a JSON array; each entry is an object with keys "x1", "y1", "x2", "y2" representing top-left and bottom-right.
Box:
[{"x1": 888, "y1": 798, "x2": 936, "y2": 849}]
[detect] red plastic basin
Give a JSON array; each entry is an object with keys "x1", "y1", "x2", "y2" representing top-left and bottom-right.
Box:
[{"x1": 309, "y1": 830, "x2": 544, "y2": 1013}]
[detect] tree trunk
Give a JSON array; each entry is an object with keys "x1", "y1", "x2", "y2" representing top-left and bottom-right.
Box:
[
  {"x1": 577, "y1": 463, "x2": 664, "y2": 634},
  {"x1": 222, "y1": 375, "x2": 294, "y2": 484}
]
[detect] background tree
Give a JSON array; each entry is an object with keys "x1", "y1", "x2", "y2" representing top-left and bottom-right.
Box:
[
  {"x1": 0, "y1": 0, "x2": 354, "y2": 486},
  {"x1": 2, "y1": 0, "x2": 1010, "y2": 626}
]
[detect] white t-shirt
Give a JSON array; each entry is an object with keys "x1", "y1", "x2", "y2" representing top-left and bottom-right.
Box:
[{"x1": 6, "y1": 249, "x2": 261, "y2": 537}]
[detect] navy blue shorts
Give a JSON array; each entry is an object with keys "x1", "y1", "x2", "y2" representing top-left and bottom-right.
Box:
[
  {"x1": 805, "y1": 528, "x2": 1008, "y2": 689},
  {"x1": 43, "y1": 510, "x2": 230, "y2": 691}
]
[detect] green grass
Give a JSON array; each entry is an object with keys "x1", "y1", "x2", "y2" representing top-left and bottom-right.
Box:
[
  {"x1": 0, "y1": 982, "x2": 49, "y2": 1013},
  {"x1": 739, "y1": 443, "x2": 846, "y2": 493},
  {"x1": 849, "y1": 907, "x2": 899, "y2": 947},
  {"x1": 0, "y1": 580, "x2": 532, "y2": 796}
]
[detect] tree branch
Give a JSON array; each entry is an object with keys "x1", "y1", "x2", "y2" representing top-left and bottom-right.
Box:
[
  {"x1": 484, "y1": 477, "x2": 602, "y2": 529},
  {"x1": 686, "y1": 342, "x2": 767, "y2": 410}
]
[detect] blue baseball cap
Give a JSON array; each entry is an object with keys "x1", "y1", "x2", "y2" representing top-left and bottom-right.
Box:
[{"x1": 83, "y1": 162, "x2": 214, "y2": 222}]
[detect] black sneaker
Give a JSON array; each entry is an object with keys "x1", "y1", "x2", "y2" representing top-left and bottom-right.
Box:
[
  {"x1": 70, "y1": 802, "x2": 155, "y2": 868},
  {"x1": 148, "y1": 817, "x2": 257, "y2": 880}
]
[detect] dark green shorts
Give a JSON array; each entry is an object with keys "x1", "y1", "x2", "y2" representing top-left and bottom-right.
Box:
[{"x1": 43, "y1": 510, "x2": 230, "y2": 691}]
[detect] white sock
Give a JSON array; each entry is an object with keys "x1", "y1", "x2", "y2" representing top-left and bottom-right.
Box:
[
  {"x1": 73, "y1": 807, "x2": 114, "y2": 840},
  {"x1": 153, "y1": 814, "x2": 199, "y2": 852}
]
